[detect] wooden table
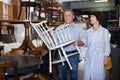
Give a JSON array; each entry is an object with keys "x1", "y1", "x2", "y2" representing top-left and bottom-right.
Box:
[
  {"x1": 0, "y1": 20, "x2": 42, "y2": 54},
  {"x1": 0, "y1": 56, "x2": 43, "y2": 75}
]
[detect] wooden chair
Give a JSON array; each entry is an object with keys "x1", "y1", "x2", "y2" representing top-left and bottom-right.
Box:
[
  {"x1": 23, "y1": 73, "x2": 45, "y2": 80},
  {"x1": 30, "y1": 20, "x2": 82, "y2": 73},
  {"x1": 0, "y1": 61, "x2": 19, "y2": 80}
]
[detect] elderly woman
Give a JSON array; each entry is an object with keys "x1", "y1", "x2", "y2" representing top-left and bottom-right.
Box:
[{"x1": 75, "y1": 11, "x2": 111, "y2": 80}]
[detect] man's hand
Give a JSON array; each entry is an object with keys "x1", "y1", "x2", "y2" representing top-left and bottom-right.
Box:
[
  {"x1": 74, "y1": 40, "x2": 79, "y2": 46},
  {"x1": 74, "y1": 39, "x2": 84, "y2": 46}
]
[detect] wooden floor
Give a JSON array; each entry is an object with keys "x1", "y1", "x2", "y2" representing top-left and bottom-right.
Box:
[
  {"x1": 78, "y1": 60, "x2": 84, "y2": 80},
  {"x1": 78, "y1": 70, "x2": 83, "y2": 80}
]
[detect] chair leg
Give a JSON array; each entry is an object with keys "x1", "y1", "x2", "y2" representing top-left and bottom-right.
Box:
[
  {"x1": 49, "y1": 50, "x2": 52, "y2": 73},
  {"x1": 23, "y1": 74, "x2": 35, "y2": 80},
  {"x1": 37, "y1": 73, "x2": 45, "y2": 80},
  {"x1": 61, "y1": 47, "x2": 73, "y2": 70},
  {"x1": 18, "y1": 0, "x2": 22, "y2": 20},
  {"x1": 58, "y1": 49, "x2": 64, "y2": 65}
]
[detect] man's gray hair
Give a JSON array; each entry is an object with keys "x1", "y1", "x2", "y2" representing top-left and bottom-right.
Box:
[{"x1": 64, "y1": 9, "x2": 75, "y2": 16}]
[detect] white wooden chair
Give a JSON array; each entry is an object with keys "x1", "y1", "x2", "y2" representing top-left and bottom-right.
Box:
[{"x1": 30, "y1": 20, "x2": 82, "y2": 73}]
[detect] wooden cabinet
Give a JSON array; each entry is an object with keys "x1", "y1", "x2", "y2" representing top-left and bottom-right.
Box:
[{"x1": 0, "y1": 1, "x2": 13, "y2": 20}]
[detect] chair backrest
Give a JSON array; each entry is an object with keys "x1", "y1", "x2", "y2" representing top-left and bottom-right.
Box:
[
  {"x1": 0, "y1": 61, "x2": 19, "y2": 80},
  {"x1": 30, "y1": 20, "x2": 73, "y2": 50},
  {"x1": 54, "y1": 24, "x2": 72, "y2": 45}
]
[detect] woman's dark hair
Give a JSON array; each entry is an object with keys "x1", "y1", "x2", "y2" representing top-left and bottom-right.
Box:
[{"x1": 91, "y1": 11, "x2": 104, "y2": 24}]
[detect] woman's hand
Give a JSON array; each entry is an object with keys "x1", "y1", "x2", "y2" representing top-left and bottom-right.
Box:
[{"x1": 104, "y1": 56, "x2": 109, "y2": 66}]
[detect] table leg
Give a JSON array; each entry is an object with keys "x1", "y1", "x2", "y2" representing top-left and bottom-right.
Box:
[{"x1": 12, "y1": 23, "x2": 37, "y2": 54}]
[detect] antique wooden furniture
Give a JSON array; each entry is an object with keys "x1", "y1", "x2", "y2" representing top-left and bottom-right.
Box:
[
  {"x1": 18, "y1": 0, "x2": 41, "y2": 20},
  {"x1": 0, "y1": 56, "x2": 42, "y2": 75},
  {"x1": 0, "y1": 20, "x2": 42, "y2": 55},
  {"x1": 0, "y1": 61, "x2": 19, "y2": 80},
  {"x1": 23, "y1": 72, "x2": 45, "y2": 80},
  {"x1": 30, "y1": 20, "x2": 82, "y2": 73},
  {"x1": 0, "y1": 1, "x2": 13, "y2": 20},
  {"x1": 41, "y1": 0, "x2": 64, "y2": 22}
]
